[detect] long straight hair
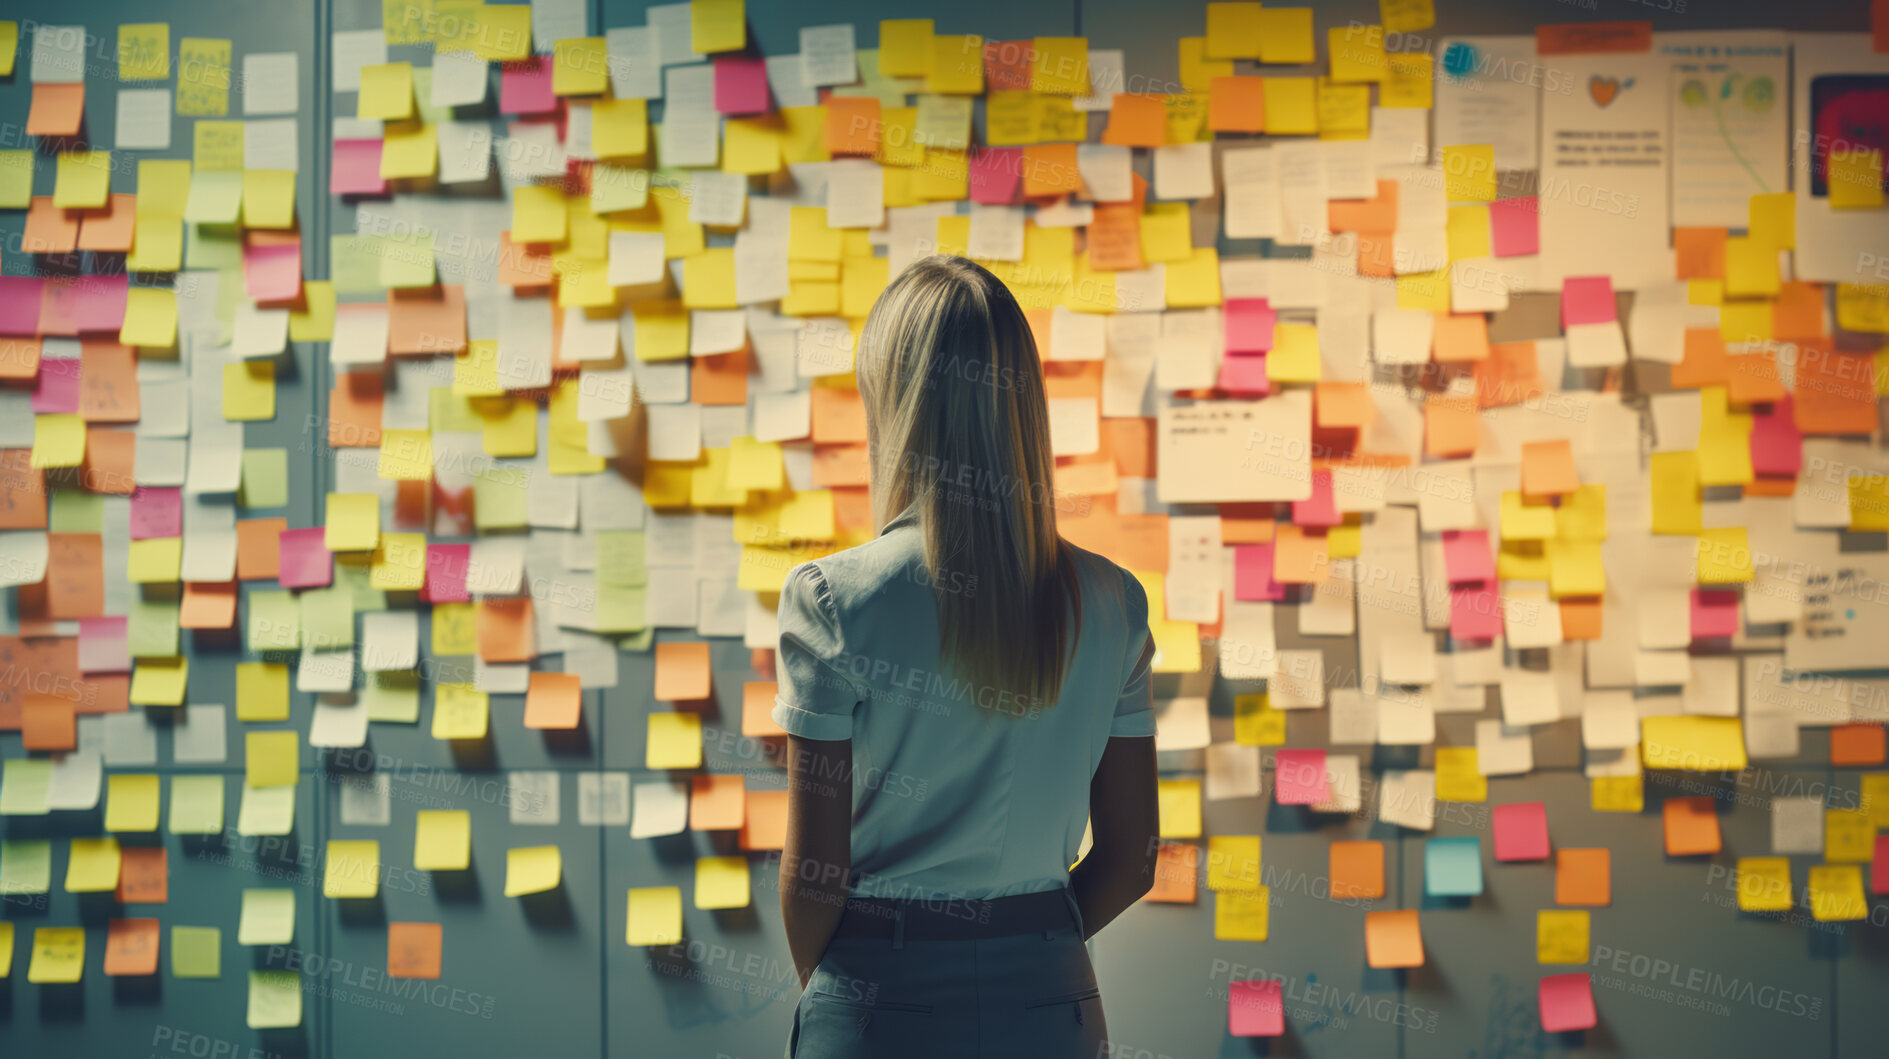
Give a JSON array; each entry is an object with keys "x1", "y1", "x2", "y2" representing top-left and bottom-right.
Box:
[{"x1": 855, "y1": 255, "x2": 1081, "y2": 714}]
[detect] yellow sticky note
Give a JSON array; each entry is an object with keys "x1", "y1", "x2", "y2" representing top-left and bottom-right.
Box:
[
  {"x1": 323, "y1": 840, "x2": 381, "y2": 898},
  {"x1": 287, "y1": 280, "x2": 337, "y2": 342},
  {"x1": 236, "y1": 663, "x2": 290, "y2": 721},
  {"x1": 378, "y1": 429, "x2": 434, "y2": 481},
  {"x1": 28, "y1": 927, "x2": 85, "y2": 984},
  {"x1": 879, "y1": 19, "x2": 934, "y2": 78},
  {"x1": 593, "y1": 99, "x2": 649, "y2": 158},
  {"x1": 176, "y1": 39, "x2": 232, "y2": 116},
  {"x1": 414, "y1": 810, "x2": 471, "y2": 871},
  {"x1": 1263, "y1": 77, "x2": 1318, "y2": 136},
  {"x1": 1158, "y1": 778, "x2": 1202, "y2": 838},
  {"x1": 1397, "y1": 268, "x2": 1451, "y2": 312},
  {"x1": 0, "y1": 920, "x2": 11, "y2": 978},
  {"x1": 627, "y1": 887, "x2": 684, "y2": 945},
  {"x1": 1380, "y1": 0, "x2": 1436, "y2": 34},
  {"x1": 1268, "y1": 322, "x2": 1321, "y2": 382},
  {"x1": 1863, "y1": 773, "x2": 1889, "y2": 829},
  {"x1": 1031, "y1": 38, "x2": 1089, "y2": 96},
  {"x1": 1329, "y1": 25, "x2": 1387, "y2": 82},
  {"x1": 691, "y1": 0, "x2": 744, "y2": 53},
  {"x1": 1442, "y1": 144, "x2": 1496, "y2": 202},
  {"x1": 0, "y1": 22, "x2": 16, "y2": 78},
  {"x1": 54, "y1": 151, "x2": 111, "y2": 209},
  {"x1": 121, "y1": 286, "x2": 179, "y2": 349},
  {"x1": 118, "y1": 23, "x2": 169, "y2": 80},
  {"x1": 432, "y1": 683, "x2": 489, "y2": 740},
  {"x1": 65, "y1": 837, "x2": 122, "y2": 893},
  {"x1": 380, "y1": 121, "x2": 438, "y2": 180},
  {"x1": 1697, "y1": 526, "x2": 1754, "y2": 584},
  {"x1": 723, "y1": 118, "x2": 783, "y2": 174},
  {"x1": 238, "y1": 889, "x2": 296, "y2": 945},
  {"x1": 1255, "y1": 9, "x2": 1314, "y2": 64},
  {"x1": 1214, "y1": 888, "x2": 1270, "y2": 940},
  {"x1": 1591, "y1": 775, "x2": 1643, "y2": 813},
  {"x1": 1545, "y1": 539, "x2": 1604, "y2": 598},
  {"x1": 0, "y1": 149, "x2": 32, "y2": 208},
  {"x1": 1735, "y1": 857, "x2": 1794, "y2": 912},
  {"x1": 223, "y1": 361, "x2": 276, "y2": 422},
  {"x1": 1138, "y1": 201, "x2": 1193, "y2": 263},
  {"x1": 129, "y1": 657, "x2": 189, "y2": 706},
  {"x1": 1723, "y1": 236, "x2": 1780, "y2": 298},
  {"x1": 359, "y1": 62, "x2": 415, "y2": 121},
  {"x1": 1809, "y1": 864, "x2": 1866, "y2": 922},
  {"x1": 1826, "y1": 808, "x2": 1876, "y2": 863},
  {"x1": 694, "y1": 855, "x2": 750, "y2": 909},
  {"x1": 1447, "y1": 205, "x2": 1494, "y2": 261},
  {"x1": 513, "y1": 185, "x2": 568, "y2": 243},
  {"x1": 105, "y1": 774, "x2": 161, "y2": 832},
  {"x1": 1317, "y1": 79, "x2": 1371, "y2": 136},
  {"x1": 241, "y1": 170, "x2": 297, "y2": 229},
  {"x1": 1837, "y1": 284, "x2": 1889, "y2": 334},
  {"x1": 1178, "y1": 38, "x2": 1232, "y2": 93},
  {"x1": 1206, "y1": 836, "x2": 1261, "y2": 892},
  {"x1": 726, "y1": 437, "x2": 784, "y2": 491},
  {"x1": 325, "y1": 493, "x2": 380, "y2": 552},
  {"x1": 369, "y1": 533, "x2": 427, "y2": 591},
  {"x1": 1829, "y1": 149, "x2": 1884, "y2": 210},
  {"x1": 1233, "y1": 694, "x2": 1285, "y2": 746},
  {"x1": 1747, "y1": 192, "x2": 1794, "y2": 250},
  {"x1": 927, "y1": 34, "x2": 984, "y2": 94},
  {"x1": 682, "y1": 248, "x2": 739, "y2": 309},
  {"x1": 1166, "y1": 248, "x2": 1223, "y2": 309},
  {"x1": 1640, "y1": 716, "x2": 1747, "y2": 772},
  {"x1": 463, "y1": 5, "x2": 530, "y2": 60},
  {"x1": 245, "y1": 731, "x2": 299, "y2": 788},
  {"x1": 504, "y1": 845, "x2": 562, "y2": 896},
  {"x1": 1536, "y1": 910, "x2": 1590, "y2": 964},
  {"x1": 1649, "y1": 451, "x2": 1704, "y2": 533},
  {"x1": 31, "y1": 413, "x2": 86, "y2": 469},
  {"x1": 431, "y1": 603, "x2": 477, "y2": 655},
  {"x1": 647, "y1": 712, "x2": 703, "y2": 769},
  {"x1": 1435, "y1": 747, "x2": 1488, "y2": 802},
  {"x1": 553, "y1": 37, "x2": 608, "y2": 95},
  {"x1": 1204, "y1": 3, "x2": 1263, "y2": 59}
]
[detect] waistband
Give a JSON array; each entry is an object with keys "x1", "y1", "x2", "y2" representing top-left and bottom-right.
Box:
[{"x1": 830, "y1": 887, "x2": 1081, "y2": 944}]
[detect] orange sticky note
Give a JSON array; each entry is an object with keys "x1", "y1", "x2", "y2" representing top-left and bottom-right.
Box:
[
  {"x1": 475, "y1": 597, "x2": 535, "y2": 663},
  {"x1": 1207, "y1": 76, "x2": 1265, "y2": 133},
  {"x1": 1329, "y1": 179, "x2": 1397, "y2": 232},
  {"x1": 1315, "y1": 382, "x2": 1374, "y2": 429},
  {"x1": 27, "y1": 83, "x2": 85, "y2": 137},
  {"x1": 1555, "y1": 848, "x2": 1610, "y2": 906},
  {"x1": 115, "y1": 846, "x2": 168, "y2": 905},
  {"x1": 387, "y1": 922, "x2": 443, "y2": 979},
  {"x1": 1145, "y1": 843, "x2": 1200, "y2": 903},
  {"x1": 1831, "y1": 724, "x2": 1888, "y2": 767},
  {"x1": 22, "y1": 696, "x2": 76, "y2": 751},
  {"x1": 1521, "y1": 440, "x2": 1579, "y2": 496},
  {"x1": 1021, "y1": 143, "x2": 1081, "y2": 196},
  {"x1": 1330, "y1": 841, "x2": 1385, "y2": 900},
  {"x1": 103, "y1": 917, "x2": 161, "y2": 976},
  {"x1": 523, "y1": 672, "x2": 581, "y2": 730},
  {"x1": 1271, "y1": 524, "x2": 1328, "y2": 585},
  {"x1": 1425, "y1": 394, "x2": 1481, "y2": 456},
  {"x1": 1793, "y1": 341, "x2": 1879, "y2": 435},
  {"x1": 236, "y1": 518, "x2": 287, "y2": 581},
  {"x1": 1662, "y1": 796, "x2": 1721, "y2": 856},
  {"x1": 654, "y1": 642, "x2": 712, "y2": 702},
  {"x1": 77, "y1": 194, "x2": 138, "y2": 253},
  {"x1": 741, "y1": 681, "x2": 786, "y2": 737},
  {"x1": 78, "y1": 341, "x2": 140, "y2": 423},
  {"x1": 1536, "y1": 21, "x2": 1652, "y2": 55},
  {"x1": 1432, "y1": 313, "x2": 1490, "y2": 363},
  {"x1": 179, "y1": 581, "x2": 238, "y2": 630},
  {"x1": 1102, "y1": 94, "x2": 1166, "y2": 148},
  {"x1": 25, "y1": 196, "x2": 80, "y2": 254},
  {"x1": 690, "y1": 774, "x2": 747, "y2": 831},
  {"x1": 824, "y1": 97, "x2": 881, "y2": 156},
  {"x1": 1673, "y1": 228, "x2": 1726, "y2": 280},
  {"x1": 692, "y1": 348, "x2": 749, "y2": 406},
  {"x1": 1365, "y1": 909, "x2": 1424, "y2": 968},
  {"x1": 739, "y1": 789, "x2": 789, "y2": 851}
]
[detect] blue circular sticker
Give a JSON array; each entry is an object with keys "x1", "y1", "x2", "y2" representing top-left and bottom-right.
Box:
[{"x1": 1442, "y1": 42, "x2": 1478, "y2": 80}]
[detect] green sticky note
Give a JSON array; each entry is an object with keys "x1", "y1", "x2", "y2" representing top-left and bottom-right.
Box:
[
  {"x1": 473, "y1": 467, "x2": 530, "y2": 530},
  {"x1": 597, "y1": 585, "x2": 647, "y2": 634},
  {"x1": 240, "y1": 449, "x2": 290, "y2": 509},
  {"x1": 186, "y1": 223, "x2": 244, "y2": 272},
  {"x1": 333, "y1": 555, "x2": 387, "y2": 613},
  {"x1": 238, "y1": 888, "x2": 296, "y2": 946},
  {"x1": 596, "y1": 531, "x2": 648, "y2": 587},
  {"x1": 128, "y1": 598, "x2": 182, "y2": 659},
  {"x1": 48, "y1": 490, "x2": 105, "y2": 532},
  {"x1": 247, "y1": 590, "x2": 301, "y2": 651},
  {"x1": 620, "y1": 626, "x2": 656, "y2": 652},
  {"x1": 171, "y1": 926, "x2": 222, "y2": 978},
  {"x1": 0, "y1": 760, "x2": 52, "y2": 816},
  {"x1": 0, "y1": 838, "x2": 53, "y2": 894},
  {"x1": 330, "y1": 234, "x2": 387, "y2": 294},
  {"x1": 299, "y1": 587, "x2": 355, "y2": 651},
  {"x1": 248, "y1": 969, "x2": 302, "y2": 1027},
  {"x1": 169, "y1": 774, "x2": 226, "y2": 834},
  {"x1": 363, "y1": 671, "x2": 421, "y2": 723},
  {"x1": 380, "y1": 231, "x2": 436, "y2": 289},
  {"x1": 0, "y1": 149, "x2": 33, "y2": 209}
]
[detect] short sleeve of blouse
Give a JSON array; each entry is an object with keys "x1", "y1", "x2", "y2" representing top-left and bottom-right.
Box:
[
  {"x1": 1112, "y1": 566, "x2": 1158, "y2": 738},
  {"x1": 770, "y1": 562, "x2": 864, "y2": 741}
]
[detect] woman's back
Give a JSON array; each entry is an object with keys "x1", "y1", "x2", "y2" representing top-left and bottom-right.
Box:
[{"x1": 773, "y1": 504, "x2": 1156, "y2": 903}]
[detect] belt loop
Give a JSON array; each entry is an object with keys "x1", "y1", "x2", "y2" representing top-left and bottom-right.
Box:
[{"x1": 892, "y1": 905, "x2": 906, "y2": 951}]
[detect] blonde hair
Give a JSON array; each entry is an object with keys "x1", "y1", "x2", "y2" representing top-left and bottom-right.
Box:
[{"x1": 855, "y1": 255, "x2": 1081, "y2": 714}]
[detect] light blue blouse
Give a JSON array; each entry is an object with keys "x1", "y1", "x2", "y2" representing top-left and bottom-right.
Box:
[{"x1": 771, "y1": 504, "x2": 1157, "y2": 902}]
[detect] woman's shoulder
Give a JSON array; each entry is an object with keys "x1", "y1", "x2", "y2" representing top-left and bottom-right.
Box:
[{"x1": 1058, "y1": 537, "x2": 1144, "y2": 615}]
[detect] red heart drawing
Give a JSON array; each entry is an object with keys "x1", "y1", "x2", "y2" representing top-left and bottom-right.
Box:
[{"x1": 1589, "y1": 76, "x2": 1621, "y2": 108}]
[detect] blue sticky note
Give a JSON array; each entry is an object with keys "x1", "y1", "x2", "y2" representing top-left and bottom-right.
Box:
[{"x1": 1425, "y1": 837, "x2": 1483, "y2": 897}]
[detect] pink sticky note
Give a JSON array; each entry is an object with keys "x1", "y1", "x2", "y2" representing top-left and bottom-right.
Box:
[
  {"x1": 1749, "y1": 396, "x2": 1802, "y2": 477},
  {"x1": 1218, "y1": 353, "x2": 1269, "y2": 395},
  {"x1": 245, "y1": 239, "x2": 303, "y2": 304},
  {"x1": 1228, "y1": 979, "x2": 1285, "y2": 1037},
  {"x1": 1224, "y1": 298, "x2": 1276, "y2": 354},
  {"x1": 41, "y1": 274, "x2": 129, "y2": 335},
  {"x1": 1690, "y1": 588, "x2": 1739, "y2": 639},
  {"x1": 31, "y1": 356, "x2": 82, "y2": 414},
  {"x1": 1492, "y1": 801, "x2": 1550, "y2": 862},
  {"x1": 1561, "y1": 276, "x2": 1616, "y2": 328},
  {"x1": 1539, "y1": 973, "x2": 1597, "y2": 1033},
  {"x1": 78, "y1": 616, "x2": 130, "y2": 674},
  {"x1": 1873, "y1": 835, "x2": 1889, "y2": 895},
  {"x1": 713, "y1": 56, "x2": 771, "y2": 115},
  {"x1": 423, "y1": 543, "x2": 472, "y2": 603},
  {"x1": 1233, "y1": 543, "x2": 1286, "y2": 602},
  {"x1": 1450, "y1": 581, "x2": 1503, "y2": 641},
  {"x1": 1292, "y1": 469, "x2": 1340, "y2": 527},
  {"x1": 277, "y1": 527, "x2": 335, "y2": 589},
  {"x1": 1274, "y1": 749, "x2": 1330, "y2": 805},
  {"x1": 1488, "y1": 197, "x2": 1540, "y2": 258},
  {"x1": 331, "y1": 140, "x2": 388, "y2": 196},
  {"x1": 129, "y1": 487, "x2": 183, "y2": 540},
  {"x1": 499, "y1": 57, "x2": 557, "y2": 115},
  {"x1": 0, "y1": 276, "x2": 46, "y2": 335},
  {"x1": 1441, "y1": 530, "x2": 1496, "y2": 584},
  {"x1": 969, "y1": 147, "x2": 1023, "y2": 205}
]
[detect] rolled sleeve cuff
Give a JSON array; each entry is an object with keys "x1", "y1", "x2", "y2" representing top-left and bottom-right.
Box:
[
  {"x1": 1109, "y1": 707, "x2": 1158, "y2": 738},
  {"x1": 772, "y1": 696, "x2": 854, "y2": 741}
]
